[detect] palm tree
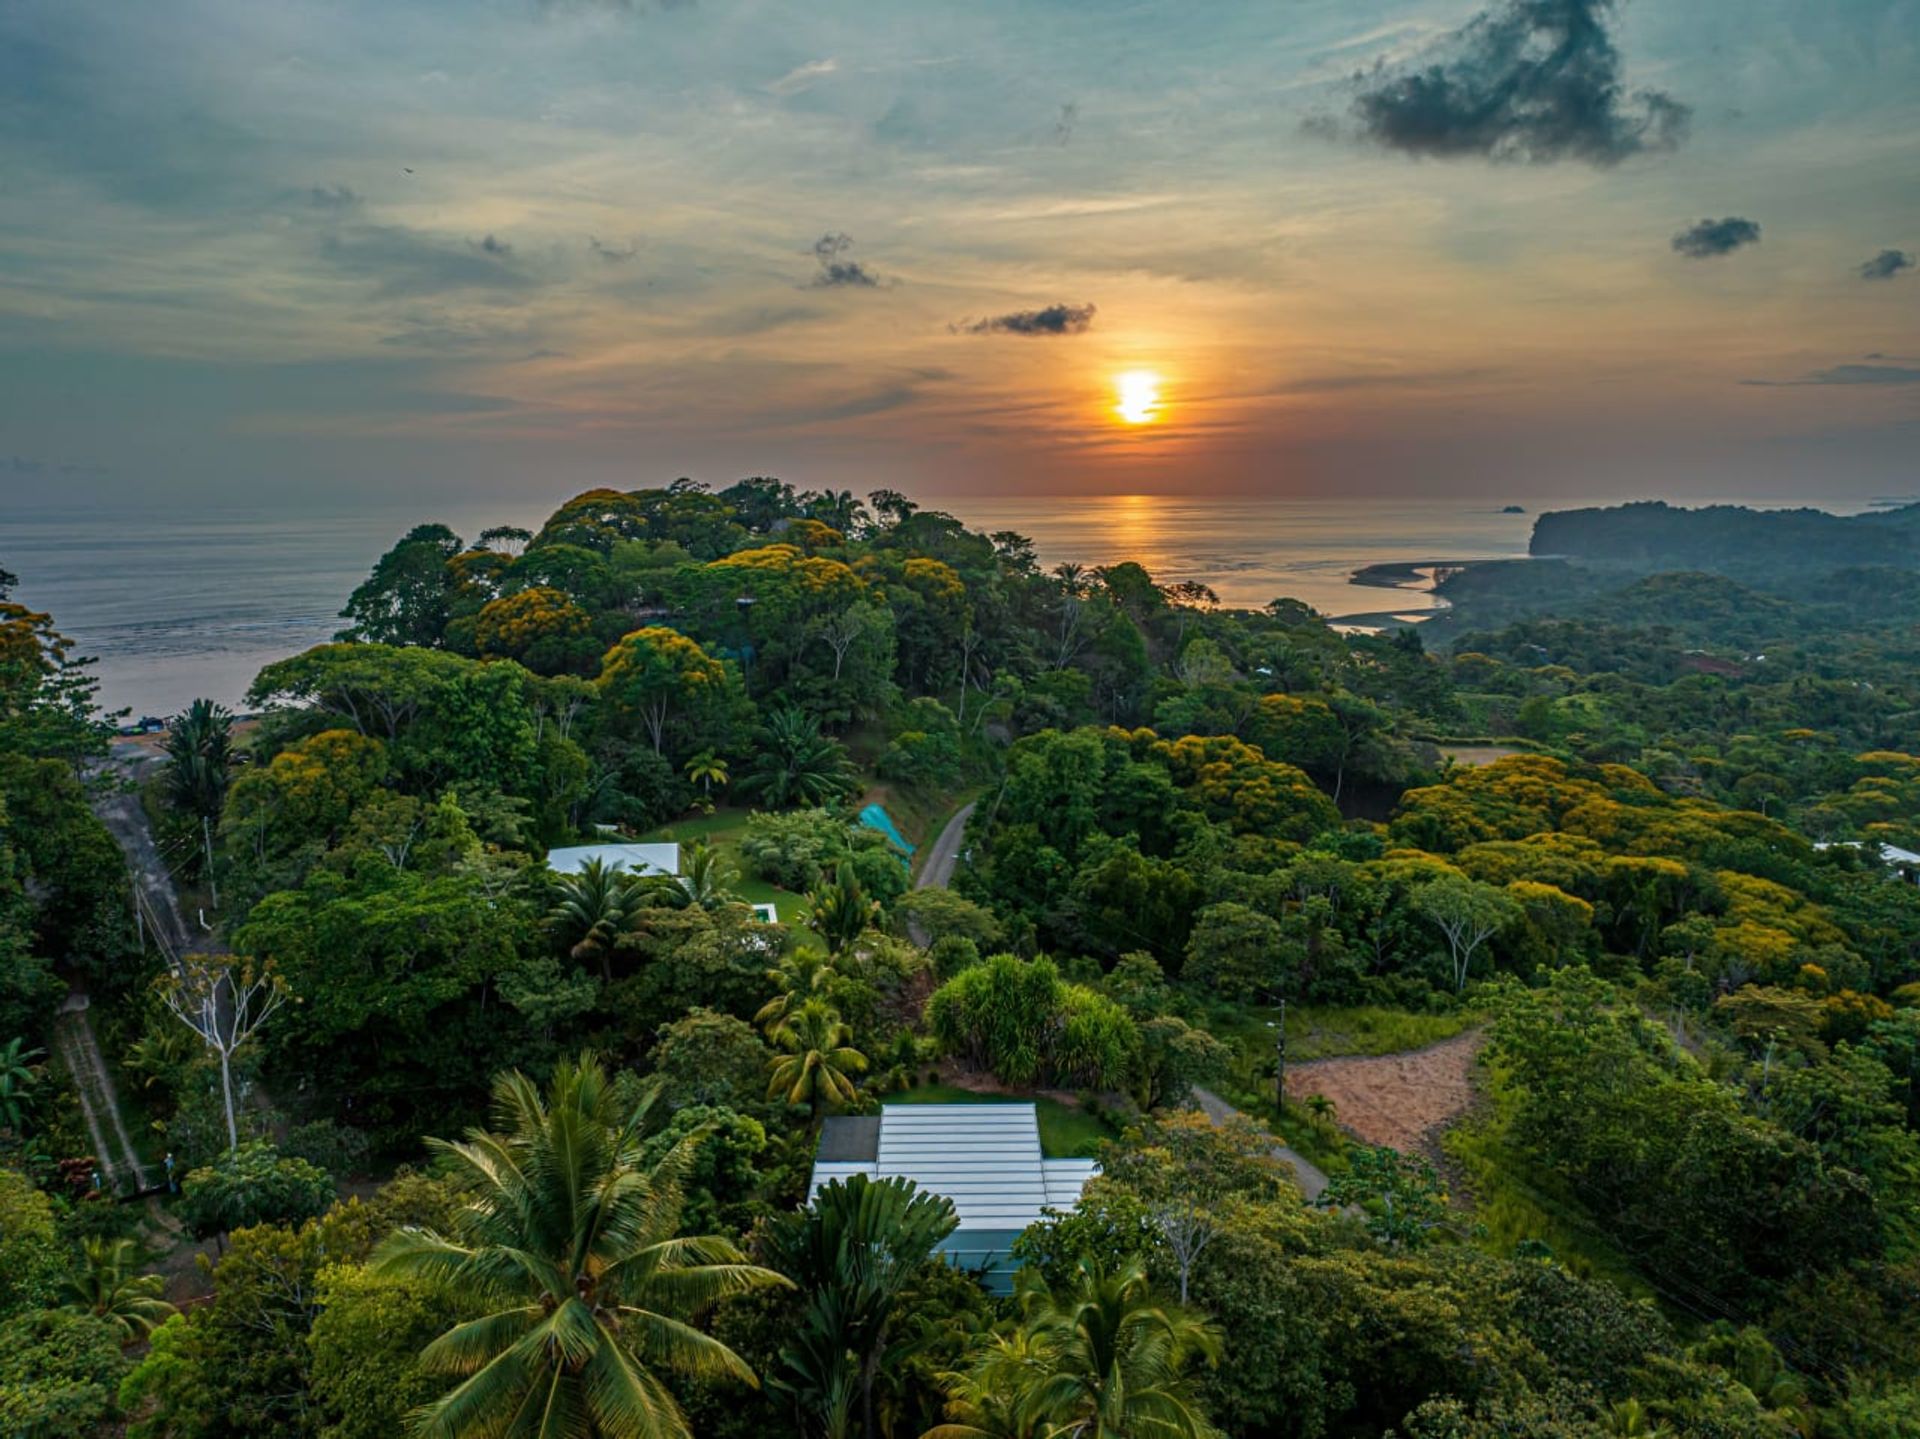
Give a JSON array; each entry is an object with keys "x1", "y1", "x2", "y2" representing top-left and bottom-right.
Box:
[
  {"x1": 679, "y1": 839, "x2": 740, "y2": 911},
  {"x1": 806, "y1": 862, "x2": 880, "y2": 955},
  {"x1": 763, "y1": 1175, "x2": 959, "y2": 1439},
  {"x1": 0, "y1": 1037, "x2": 44, "y2": 1134},
  {"x1": 931, "y1": 1259, "x2": 1222, "y2": 1439},
  {"x1": 684, "y1": 751, "x2": 729, "y2": 813},
  {"x1": 922, "y1": 1331, "x2": 1051, "y2": 1439},
  {"x1": 371, "y1": 1054, "x2": 787, "y2": 1439},
  {"x1": 548, "y1": 858, "x2": 647, "y2": 980},
  {"x1": 57, "y1": 1237, "x2": 177, "y2": 1341},
  {"x1": 754, "y1": 951, "x2": 839, "y2": 1031},
  {"x1": 164, "y1": 697, "x2": 234, "y2": 819},
  {"x1": 1602, "y1": 1399, "x2": 1674, "y2": 1437},
  {"x1": 765, "y1": 1000, "x2": 866, "y2": 1122},
  {"x1": 737, "y1": 707, "x2": 858, "y2": 810}
]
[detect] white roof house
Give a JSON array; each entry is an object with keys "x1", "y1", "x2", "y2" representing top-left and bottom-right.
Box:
[
  {"x1": 809, "y1": 1103, "x2": 1098, "y2": 1292},
  {"x1": 544, "y1": 842, "x2": 680, "y2": 879}
]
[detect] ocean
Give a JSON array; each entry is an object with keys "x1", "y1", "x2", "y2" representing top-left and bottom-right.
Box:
[{"x1": 0, "y1": 490, "x2": 1830, "y2": 719}]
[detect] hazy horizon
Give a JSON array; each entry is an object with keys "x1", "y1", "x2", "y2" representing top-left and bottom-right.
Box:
[{"x1": 4, "y1": 0, "x2": 1918, "y2": 510}]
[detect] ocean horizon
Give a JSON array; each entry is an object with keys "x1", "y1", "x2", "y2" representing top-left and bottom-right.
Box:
[{"x1": 1, "y1": 490, "x2": 1876, "y2": 718}]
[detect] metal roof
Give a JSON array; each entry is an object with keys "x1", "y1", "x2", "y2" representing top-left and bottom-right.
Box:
[
  {"x1": 544, "y1": 843, "x2": 680, "y2": 878},
  {"x1": 807, "y1": 1103, "x2": 1097, "y2": 1233}
]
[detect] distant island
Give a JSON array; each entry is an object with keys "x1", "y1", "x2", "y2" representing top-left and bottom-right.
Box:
[{"x1": 1501, "y1": 504, "x2": 1525, "y2": 514}]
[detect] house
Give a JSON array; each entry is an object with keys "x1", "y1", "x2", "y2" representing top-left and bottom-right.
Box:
[
  {"x1": 1814, "y1": 840, "x2": 1920, "y2": 885},
  {"x1": 543, "y1": 842, "x2": 681, "y2": 879},
  {"x1": 809, "y1": 1103, "x2": 1098, "y2": 1293}
]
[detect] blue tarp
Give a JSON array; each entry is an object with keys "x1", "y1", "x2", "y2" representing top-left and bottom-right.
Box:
[{"x1": 858, "y1": 802, "x2": 913, "y2": 856}]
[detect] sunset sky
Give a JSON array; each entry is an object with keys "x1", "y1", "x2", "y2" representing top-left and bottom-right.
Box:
[{"x1": 2, "y1": 0, "x2": 1917, "y2": 506}]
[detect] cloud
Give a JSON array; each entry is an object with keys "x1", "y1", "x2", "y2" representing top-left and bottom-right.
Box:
[
  {"x1": 1054, "y1": 101, "x2": 1078, "y2": 145},
  {"x1": 955, "y1": 302, "x2": 1097, "y2": 336},
  {"x1": 767, "y1": 58, "x2": 838, "y2": 97},
  {"x1": 319, "y1": 224, "x2": 535, "y2": 299},
  {"x1": 588, "y1": 236, "x2": 636, "y2": 263},
  {"x1": 1859, "y1": 249, "x2": 1914, "y2": 281},
  {"x1": 1671, "y1": 216, "x2": 1760, "y2": 259},
  {"x1": 1344, "y1": 0, "x2": 1689, "y2": 166},
  {"x1": 308, "y1": 184, "x2": 362, "y2": 212},
  {"x1": 1743, "y1": 364, "x2": 1920, "y2": 387},
  {"x1": 809, "y1": 232, "x2": 882, "y2": 288}
]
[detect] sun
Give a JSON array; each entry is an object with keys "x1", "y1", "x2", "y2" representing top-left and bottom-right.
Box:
[{"x1": 1114, "y1": 370, "x2": 1162, "y2": 425}]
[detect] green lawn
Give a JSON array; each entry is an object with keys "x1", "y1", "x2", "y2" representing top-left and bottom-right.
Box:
[
  {"x1": 637, "y1": 808, "x2": 813, "y2": 925},
  {"x1": 883, "y1": 1085, "x2": 1114, "y2": 1159}
]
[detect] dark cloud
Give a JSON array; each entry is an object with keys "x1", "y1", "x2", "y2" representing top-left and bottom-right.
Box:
[
  {"x1": 589, "y1": 236, "x2": 636, "y2": 263},
  {"x1": 1345, "y1": 0, "x2": 1689, "y2": 166},
  {"x1": 1859, "y1": 248, "x2": 1914, "y2": 281},
  {"x1": 809, "y1": 233, "x2": 882, "y2": 288},
  {"x1": 1671, "y1": 216, "x2": 1760, "y2": 259},
  {"x1": 955, "y1": 302, "x2": 1097, "y2": 337},
  {"x1": 308, "y1": 184, "x2": 362, "y2": 212},
  {"x1": 319, "y1": 224, "x2": 534, "y2": 298},
  {"x1": 1743, "y1": 364, "x2": 1920, "y2": 387}
]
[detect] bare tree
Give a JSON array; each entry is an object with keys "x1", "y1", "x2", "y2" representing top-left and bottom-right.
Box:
[{"x1": 160, "y1": 955, "x2": 291, "y2": 1151}]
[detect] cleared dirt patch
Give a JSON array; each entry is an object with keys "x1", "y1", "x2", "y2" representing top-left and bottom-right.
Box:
[{"x1": 1288, "y1": 1029, "x2": 1483, "y2": 1157}]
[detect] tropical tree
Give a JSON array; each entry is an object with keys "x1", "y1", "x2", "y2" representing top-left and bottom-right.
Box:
[
  {"x1": 165, "y1": 697, "x2": 234, "y2": 883},
  {"x1": 737, "y1": 707, "x2": 858, "y2": 810},
  {"x1": 1411, "y1": 875, "x2": 1519, "y2": 993},
  {"x1": 158, "y1": 954, "x2": 291, "y2": 1151},
  {"x1": 548, "y1": 857, "x2": 650, "y2": 977},
  {"x1": 762, "y1": 1174, "x2": 959, "y2": 1439},
  {"x1": 598, "y1": 626, "x2": 732, "y2": 757},
  {"x1": 685, "y1": 750, "x2": 729, "y2": 810},
  {"x1": 931, "y1": 1259, "x2": 1221, "y2": 1439},
  {"x1": 56, "y1": 1237, "x2": 177, "y2": 1340},
  {"x1": 0, "y1": 1036, "x2": 43, "y2": 1134},
  {"x1": 371, "y1": 1054, "x2": 786, "y2": 1439},
  {"x1": 754, "y1": 951, "x2": 839, "y2": 1031},
  {"x1": 807, "y1": 861, "x2": 880, "y2": 954},
  {"x1": 765, "y1": 999, "x2": 866, "y2": 1121},
  {"x1": 679, "y1": 838, "x2": 741, "y2": 911}
]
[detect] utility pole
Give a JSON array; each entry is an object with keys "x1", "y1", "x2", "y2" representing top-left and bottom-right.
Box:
[{"x1": 1274, "y1": 999, "x2": 1287, "y2": 1111}]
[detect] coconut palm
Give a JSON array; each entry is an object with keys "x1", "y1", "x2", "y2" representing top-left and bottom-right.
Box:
[
  {"x1": 57, "y1": 1237, "x2": 177, "y2": 1341},
  {"x1": 737, "y1": 707, "x2": 858, "y2": 811},
  {"x1": 371, "y1": 1054, "x2": 786, "y2": 1439},
  {"x1": 754, "y1": 951, "x2": 839, "y2": 1030},
  {"x1": 930, "y1": 1259, "x2": 1222, "y2": 1439},
  {"x1": 548, "y1": 858, "x2": 648, "y2": 979},
  {"x1": 679, "y1": 839, "x2": 740, "y2": 911},
  {"x1": 1602, "y1": 1399, "x2": 1674, "y2": 1437},
  {"x1": 806, "y1": 862, "x2": 880, "y2": 955},
  {"x1": 765, "y1": 1000, "x2": 866, "y2": 1121},
  {"x1": 0, "y1": 1037, "x2": 44, "y2": 1134}
]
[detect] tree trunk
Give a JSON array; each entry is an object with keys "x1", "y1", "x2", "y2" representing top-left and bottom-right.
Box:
[{"x1": 218, "y1": 1046, "x2": 238, "y2": 1151}]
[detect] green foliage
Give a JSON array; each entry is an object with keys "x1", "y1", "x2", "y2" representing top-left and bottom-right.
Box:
[
  {"x1": 179, "y1": 1141, "x2": 335, "y2": 1240},
  {"x1": 369, "y1": 1054, "x2": 786, "y2": 1439},
  {"x1": 761, "y1": 1174, "x2": 959, "y2": 1439},
  {"x1": 0, "y1": 1166, "x2": 65, "y2": 1318},
  {"x1": 308, "y1": 1263, "x2": 461, "y2": 1439},
  {"x1": 650, "y1": 1008, "x2": 772, "y2": 1110},
  {"x1": 0, "y1": 1309, "x2": 130, "y2": 1439},
  {"x1": 737, "y1": 706, "x2": 859, "y2": 810},
  {"x1": 927, "y1": 953, "x2": 1139, "y2": 1089}
]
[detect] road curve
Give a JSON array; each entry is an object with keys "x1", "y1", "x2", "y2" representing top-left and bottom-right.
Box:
[
  {"x1": 914, "y1": 801, "x2": 976, "y2": 891},
  {"x1": 1190, "y1": 1086, "x2": 1332, "y2": 1202}
]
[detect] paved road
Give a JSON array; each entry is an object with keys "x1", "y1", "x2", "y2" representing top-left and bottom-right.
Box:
[
  {"x1": 914, "y1": 801, "x2": 976, "y2": 891},
  {"x1": 1191, "y1": 1086, "x2": 1331, "y2": 1203}
]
